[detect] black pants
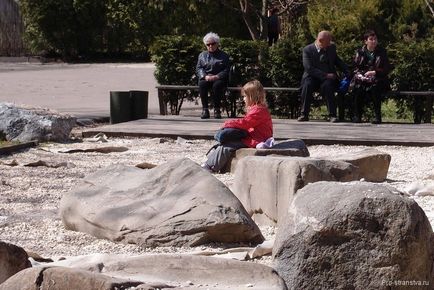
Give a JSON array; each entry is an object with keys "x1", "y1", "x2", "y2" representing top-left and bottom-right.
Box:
[
  {"x1": 198, "y1": 79, "x2": 227, "y2": 110},
  {"x1": 300, "y1": 76, "x2": 337, "y2": 117},
  {"x1": 268, "y1": 33, "x2": 279, "y2": 46},
  {"x1": 352, "y1": 85, "x2": 382, "y2": 121}
]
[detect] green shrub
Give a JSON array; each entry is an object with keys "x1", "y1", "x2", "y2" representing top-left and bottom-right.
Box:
[
  {"x1": 220, "y1": 38, "x2": 268, "y2": 86},
  {"x1": 20, "y1": 0, "x2": 106, "y2": 58},
  {"x1": 388, "y1": 37, "x2": 434, "y2": 122},
  {"x1": 149, "y1": 35, "x2": 202, "y2": 114},
  {"x1": 263, "y1": 38, "x2": 303, "y2": 117},
  {"x1": 149, "y1": 35, "x2": 202, "y2": 85}
]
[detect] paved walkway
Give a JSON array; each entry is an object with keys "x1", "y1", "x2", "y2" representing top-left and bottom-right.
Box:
[
  {"x1": 0, "y1": 62, "x2": 163, "y2": 117},
  {"x1": 82, "y1": 115, "x2": 434, "y2": 147}
]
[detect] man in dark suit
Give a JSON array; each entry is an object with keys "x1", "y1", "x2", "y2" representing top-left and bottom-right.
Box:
[{"x1": 298, "y1": 31, "x2": 348, "y2": 122}]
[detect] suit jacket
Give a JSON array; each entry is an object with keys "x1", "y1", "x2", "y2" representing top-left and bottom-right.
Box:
[{"x1": 302, "y1": 43, "x2": 348, "y2": 82}]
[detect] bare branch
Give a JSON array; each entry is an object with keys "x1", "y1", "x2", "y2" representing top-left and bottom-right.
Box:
[{"x1": 424, "y1": 0, "x2": 434, "y2": 17}]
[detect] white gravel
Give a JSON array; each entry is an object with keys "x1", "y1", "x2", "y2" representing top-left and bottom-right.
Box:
[{"x1": 1, "y1": 133, "x2": 434, "y2": 265}]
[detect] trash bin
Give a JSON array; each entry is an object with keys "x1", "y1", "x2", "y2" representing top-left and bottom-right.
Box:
[
  {"x1": 130, "y1": 90, "x2": 148, "y2": 120},
  {"x1": 110, "y1": 91, "x2": 131, "y2": 124},
  {"x1": 110, "y1": 90, "x2": 149, "y2": 124}
]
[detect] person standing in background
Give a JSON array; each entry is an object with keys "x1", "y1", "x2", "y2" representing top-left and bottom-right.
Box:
[{"x1": 267, "y1": 8, "x2": 281, "y2": 46}]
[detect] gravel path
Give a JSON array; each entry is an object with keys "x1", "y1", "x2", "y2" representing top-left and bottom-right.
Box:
[{"x1": 1, "y1": 134, "x2": 433, "y2": 265}]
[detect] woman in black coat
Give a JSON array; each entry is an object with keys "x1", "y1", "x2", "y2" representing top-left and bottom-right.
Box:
[
  {"x1": 350, "y1": 30, "x2": 391, "y2": 124},
  {"x1": 196, "y1": 32, "x2": 230, "y2": 119}
]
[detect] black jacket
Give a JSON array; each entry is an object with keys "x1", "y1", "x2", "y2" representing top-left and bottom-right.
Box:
[
  {"x1": 196, "y1": 49, "x2": 230, "y2": 81},
  {"x1": 352, "y1": 45, "x2": 391, "y2": 81},
  {"x1": 302, "y1": 43, "x2": 348, "y2": 82}
]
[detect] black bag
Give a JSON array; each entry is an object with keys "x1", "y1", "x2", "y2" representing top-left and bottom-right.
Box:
[{"x1": 214, "y1": 128, "x2": 248, "y2": 143}]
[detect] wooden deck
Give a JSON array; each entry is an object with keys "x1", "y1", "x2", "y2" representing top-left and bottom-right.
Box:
[{"x1": 82, "y1": 115, "x2": 434, "y2": 147}]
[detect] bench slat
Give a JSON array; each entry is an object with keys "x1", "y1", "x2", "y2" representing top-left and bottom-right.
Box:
[
  {"x1": 156, "y1": 85, "x2": 432, "y2": 95},
  {"x1": 156, "y1": 85, "x2": 433, "y2": 122}
]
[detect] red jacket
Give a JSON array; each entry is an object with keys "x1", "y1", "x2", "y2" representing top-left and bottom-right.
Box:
[{"x1": 223, "y1": 104, "x2": 273, "y2": 148}]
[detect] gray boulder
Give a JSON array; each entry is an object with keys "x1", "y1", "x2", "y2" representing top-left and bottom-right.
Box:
[
  {"x1": 226, "y1": 139, "x2": 310, "y2": 173},
  {"x1": 60, "y1": 158, "x2": 263, "y2": 247},
  {"x1": 233, "y1": 156, "x2": 359, "y2": 226},
  {"x1": 0, "y1": 241, "x2": 31, "y2": 284},
  {"x1": 0, "y1": 266, "x2": 144, "y2": 290},
  {"x1": 331, "y1": 148, "x2": 391, "y2": 182},
  {"x1": 273, "y1": 181, "x2": 434, "y2": 289},
  {"x1": 0, "y1": 102, "x2": 76, "y2": 142},
  {"x1": 36, "y1": 253, "x2": 287, "y2": 290}
]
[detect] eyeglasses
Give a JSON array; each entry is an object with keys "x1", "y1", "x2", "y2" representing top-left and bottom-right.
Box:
[{"x1": 206, "y1": 42, "x2": 217, "y2": 47}]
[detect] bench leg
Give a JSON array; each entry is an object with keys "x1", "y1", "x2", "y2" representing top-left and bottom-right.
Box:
[
  {"x1": 230, "y1": 92, "x2": 238, "y2": 118},
  {"x1": 158, "y1": 90, "x2": 167, "y2": 115},
  {"x1": 424, "y1": 95, "x2": 433, "y2": 123},
  {"x1": 414, "y1": 96, "x2": 423, "y2": 124},
  {"x1": 337, "y1": 92, "x2": 345, "y2": 121}
]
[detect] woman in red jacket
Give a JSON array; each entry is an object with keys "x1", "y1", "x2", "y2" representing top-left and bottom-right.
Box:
[{"x1": 202, "y1": 80, "x2": 273, "y2": 173}]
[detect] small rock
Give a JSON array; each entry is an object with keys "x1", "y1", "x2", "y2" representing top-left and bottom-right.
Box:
[{"x1": 176, "y1": 136, "x2": 193, "y2": 145}]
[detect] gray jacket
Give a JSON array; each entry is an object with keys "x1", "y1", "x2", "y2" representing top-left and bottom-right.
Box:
[{"x1": 196, "y1": 49, "x2": 230, "y2": 81}]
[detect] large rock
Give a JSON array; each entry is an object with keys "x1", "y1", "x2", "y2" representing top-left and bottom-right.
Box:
[
  {"x1": 273, "y1": 182, "x2": 434, "y2": 289},
  {"x1": 224, "y1": 139, "x2": 310, "y2": 172},
  {"x1": 0, "y1": 266, "x2": 144, "y2": 290},
  {"x1": 0, "y1": 241, "x2": 31, "y2": 284},
  {"x1": 226, "y1": 139, "x2": 310, "y2": 173},
  {"x1": 27, "y1": 253, "x2": 287, "y2": 290},
  {"x1": 60, "y1": 158, "x2": 264, "y2": 247},
  {"x1": 0, "y1": 102, "x2": 76, "y2": 142},
  {"x1": 331, "y1": 148, "x2": 391, "y2": 182},
  {"x1": 233, "y1": 156, "x2": 359, "y2": 225}
]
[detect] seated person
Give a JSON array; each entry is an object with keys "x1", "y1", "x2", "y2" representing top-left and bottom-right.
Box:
[
  {"x1": 350, "y1": 30, "x2": 391, "y2": 124},
  {"x1": 196, "y1": 32, "x2": 230, "y2": 119},
  {"x1": 298, "y1": 31, "x2": 349, "y2": 123},
  {"x1": 202, "y1": 80, "x2": 273, "y2": 173}
]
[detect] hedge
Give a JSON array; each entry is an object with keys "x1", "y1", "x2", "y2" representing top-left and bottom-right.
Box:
[{"x1": 149, "y1": 35, "x2": 433, "y2": 119}]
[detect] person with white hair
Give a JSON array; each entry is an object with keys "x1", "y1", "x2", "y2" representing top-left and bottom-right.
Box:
[{"x1": 196, "y1": 32, "x2": 230, "y2": 119}]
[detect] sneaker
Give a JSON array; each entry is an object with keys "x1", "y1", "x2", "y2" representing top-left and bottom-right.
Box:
[
  {"x1": 214, "y1": 109, "x2": 222, "y2": 119},
  {"x1": 201, "y1": 163, "x2": 214, "y2": 173},
  {"x1": 329, "y1": 117, "x2": 338, "y2": 123},
  {"x1": 297, "y1": 115, "x2": 309, "y2": 122},
  {"x1": 201, "y1": 109, "x2": 210, "y2": 119}
]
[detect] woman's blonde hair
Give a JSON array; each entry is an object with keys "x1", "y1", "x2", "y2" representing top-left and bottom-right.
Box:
[{"x1": 242, "y1": 80, "x2": 266, "y2": 106}]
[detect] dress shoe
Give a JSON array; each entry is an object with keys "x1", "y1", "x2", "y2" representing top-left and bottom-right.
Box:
[
  {"x1": 329, "y1": 117, "x2": 338, "y2": 123},
  {"x1": 297, "y1": 115, "x2": 309, "y2": 122},
  {"x1": 200, "y1": 109, "x2": 210, "y2": 119},
  {"x1": 352, "y1": 116, "x2": 361, "y2": 123},
  {"x1": 214, "y1": 109, "x2": 222, "y2": 119}
]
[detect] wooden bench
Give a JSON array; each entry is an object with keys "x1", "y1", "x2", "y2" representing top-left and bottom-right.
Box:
[
  {"x1": 385, "y1": 91, "x2": 433, "y2": 124},
  {"x1": 156, "y1": 85, "x2": 433, "y2": 123},
  {"x1": 156, "y1": 85, "x2": 299, "y2": 117}
]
